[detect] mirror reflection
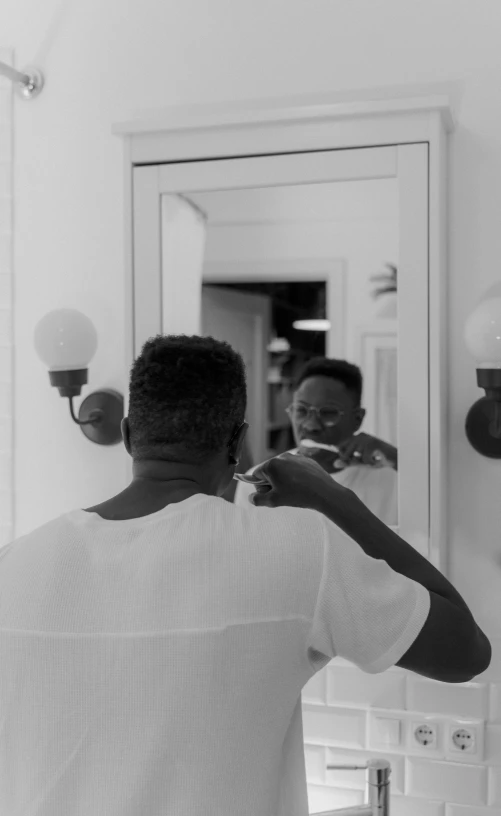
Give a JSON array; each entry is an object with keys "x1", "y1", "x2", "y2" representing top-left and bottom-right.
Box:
[{"x1": 167, "y1": 178, "x2": 398, "y2": 525}]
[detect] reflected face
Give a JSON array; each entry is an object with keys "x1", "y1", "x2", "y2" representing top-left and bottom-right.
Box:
[{"x1": 290, "y1": 376, "x2": 365, "y2": 447}]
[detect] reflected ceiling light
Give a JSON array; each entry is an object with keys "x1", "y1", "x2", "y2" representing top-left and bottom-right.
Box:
[
  {"x1": 464, "y1": 283, "x2": 501, "y2": 457},
  {"x1": 292, "y1": 319, "x2": 331, "y2": 332},
  {"x1": 34, "y1": 309, "x2": 124, "y2": 445}
]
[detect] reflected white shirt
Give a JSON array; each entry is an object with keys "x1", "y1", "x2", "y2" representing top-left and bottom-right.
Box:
[{"x1": 234, "y1": 449, "x2": 398, "y2": 526}]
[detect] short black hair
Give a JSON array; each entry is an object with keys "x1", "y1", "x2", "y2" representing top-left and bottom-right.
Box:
[
  {"x1": 128, "y1": 334, "x2": 247, "y2": 463},
  {"x1": 294, "y1": 357, "x2": 363, "y2": 405}
]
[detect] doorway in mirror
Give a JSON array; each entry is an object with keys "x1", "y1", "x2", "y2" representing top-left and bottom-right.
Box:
[{"x1": 202, "y1": 281, "x2": 327, "y2": 464}]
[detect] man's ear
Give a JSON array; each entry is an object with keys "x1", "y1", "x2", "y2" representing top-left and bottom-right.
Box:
[
  {"x1": 121, "y1": 418, "x2": 132, "y2": 455},
  {"x1": 229, "y1": 422, "x2": 249, "y2": 466}
]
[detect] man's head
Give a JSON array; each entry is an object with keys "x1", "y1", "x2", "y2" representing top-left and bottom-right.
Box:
[
  {"x1": 288, "y1": 357, "x2": 365, "y2": 448},
  {"x1": 121, "y1": 334, "x2": 248, "y2": 496}
]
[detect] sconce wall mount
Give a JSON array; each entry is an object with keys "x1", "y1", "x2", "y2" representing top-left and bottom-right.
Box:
[
  {"x1": 465, "y1": 369, "x2": 501, "y2": 458},
  {"x1": 464, "y1": 284, "x2": 501, "y2": 458}
]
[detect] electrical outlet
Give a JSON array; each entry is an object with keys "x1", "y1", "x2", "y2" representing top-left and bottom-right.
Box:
[
  {"x1": 412, "y1": 722, "x2": 438, "y2": 749},
  {"x1": 446, "y1": 719, "x2": 484, "y2": 762}
]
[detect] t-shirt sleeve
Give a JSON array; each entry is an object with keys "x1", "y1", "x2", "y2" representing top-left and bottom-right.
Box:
[{"x1": 306, "y1": 514, "x2": 430, "y2": 674}]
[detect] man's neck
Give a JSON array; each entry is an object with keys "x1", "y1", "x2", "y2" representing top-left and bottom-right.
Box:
[{"x1": 84, "y1": 480, "x2": 208, "y2": 521}]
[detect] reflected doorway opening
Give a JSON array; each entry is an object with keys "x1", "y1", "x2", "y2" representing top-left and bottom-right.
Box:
[{"x1": 203, "y1": 280, "x2": 327, "y2": 465}]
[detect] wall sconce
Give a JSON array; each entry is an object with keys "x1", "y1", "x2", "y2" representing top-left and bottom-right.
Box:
[
  {"x1": 34, "y1": 309, "x2": 124, "y2": 445},
  {"x1": 464, "y1": 283, "x2": 501, "y2": 458}
]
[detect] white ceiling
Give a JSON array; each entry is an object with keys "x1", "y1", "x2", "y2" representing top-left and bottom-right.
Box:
[{"x1": 187, "y1": 178, "x2": 398, "y2": 227}]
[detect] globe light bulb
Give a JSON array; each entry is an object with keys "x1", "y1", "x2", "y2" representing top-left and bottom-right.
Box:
[
  {"x1": 34, "y1": 309, "x2": 98, "y2": 371},
  {"x1": 464, "y1": 283, "x2": 501, "y2": 369}
]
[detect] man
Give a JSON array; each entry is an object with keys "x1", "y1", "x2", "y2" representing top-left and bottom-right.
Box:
[
  {"x1": 235, "y1": 357, "x2": 399, "y2": 524},
  {"x1": 0, "y1": 335, "x2": 490, "y2": 816}
]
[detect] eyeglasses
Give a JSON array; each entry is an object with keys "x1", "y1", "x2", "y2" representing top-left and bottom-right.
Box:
[
  {"x1": 227, "y1": 421, "x2": 248, "y2": 448},
  {"x1": 285, "y1": 403, "x2": 354, "y2": 428}
]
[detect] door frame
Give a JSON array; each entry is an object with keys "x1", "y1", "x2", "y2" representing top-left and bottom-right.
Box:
[
  {"x1": 114, "y1": 87, "x2": 453, "y2": 572},
  {"x1": 203, "y1": 259, "x2": 346, "y2": 359},
  {"x1": 201, "y1": 284, "x2": 271, "y2": 465}
]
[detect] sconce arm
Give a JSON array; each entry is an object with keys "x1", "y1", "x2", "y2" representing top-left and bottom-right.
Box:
[{"x1": 68, "y1": 397, "x2": 103, "y2": 427}]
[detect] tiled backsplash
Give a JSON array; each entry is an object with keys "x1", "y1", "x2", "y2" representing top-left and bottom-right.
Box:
[
  {"x1": 303, "y1": 643, "x2": 501, "y2": 814},
  {"x1": 0, "y1": 49, "x2": 13, "y2": 547}
]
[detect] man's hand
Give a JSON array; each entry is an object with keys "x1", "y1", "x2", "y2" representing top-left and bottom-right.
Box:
[
  {"x1": 250, "y1": 452, "x2": 352, "y2": 510},
  {"x1": 337, "y1": 433, "x2": 398, "y2": 470}
]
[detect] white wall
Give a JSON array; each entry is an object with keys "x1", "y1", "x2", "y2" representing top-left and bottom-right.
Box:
[
  {"x1": 204, "y1": 218, "x2": 399, "y2": 350},
  {"x1": 2, "y1": 0, "x2": 501, "y2": 810},
  {"x1": 0, "y1": 49, "x2": 13, "y2": 549}
]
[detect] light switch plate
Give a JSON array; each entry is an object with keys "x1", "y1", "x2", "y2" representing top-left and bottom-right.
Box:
[
  {"x1": 373, "y1": 716, "x2": 401, "y2": 747},
  {"x1": 368, "y1": 712, "x2": 405, "y2": 751}
]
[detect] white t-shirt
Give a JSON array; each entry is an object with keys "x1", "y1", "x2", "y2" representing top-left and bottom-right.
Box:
[
  {"x1": 0, "y1": 493, "x2": 429, "y2": 816},
  {"x1": 234, "y1": 450, "x2": 398, "y2": 526}
]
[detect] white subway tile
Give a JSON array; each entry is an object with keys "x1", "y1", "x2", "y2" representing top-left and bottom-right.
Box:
[
  {"x1": 304, "y1": 744, "x2": 326, "y2": 785},
  {"x1": 391, "y1": 795, "x2": 445, "y2": 816},
  {"x1": 0, "y1": 309, "x2": 12, "y2": 345},
  {"x1": 302, "y1": 705, "x2": 366, "y2": 749},
  {"x1": 302, "y1": 670, "x2": 327, "y2": 705},
  {"x1": 488, "y1": 766, "x2": 501, "y2": 806},
  {"x1": 0, "y1": 125, "x2": 12, "y2": 163},
  {"x1": 485, "y1": 725, "x2": 501, "y2": 766},
  {"x1": 0, "y1": 196, "x2": 11, "y2": 234},
  {"x1": 0, "y1": 416, "x2": 12, "y2": 454},
  {"x1": 325, "y1": 747, "x2": 404, "y2": 794},
  {"x1": 407, "y1": 676, "x2": 488, "y2": 719},
  {"x1": 0, "y1": 453, "x2": 12, "y2": 490},
  {"x1": 0, "y1": 382, "x2": 11, "y2": 416},
  {"x1": 446, "y1": 806, "x2": 501, "y2": 816},
  {"x1": 326, "y1": 664, "x2": 406, "y2": 709},
  {"x1": 0, "y1": 274, "x2": 11, "y2": 308},
  {"x1": 0, "y1": 490, "x2": 12, "y2": 525},
  {"x1": 406, "y1": 757, "x2": 488, "y2": 805},
  {"x1": 307, "y1": 784, "x2": 364, "y2": 813},
  {"x1": 0, "y1": 346, "x2": 12, "y2": 382},
  {"x1": 490, "y1": 684, "x2": 501, "y2": 723},
  {"x1": 0, "y1": 93, "x2": 12, "y2": 126},
  {"x1": 0, "y1": 236, "x2": 11, "y2": 274}
]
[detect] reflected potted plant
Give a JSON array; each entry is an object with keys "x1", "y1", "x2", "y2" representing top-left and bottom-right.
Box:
[{"x1": 370, "y1": 263, "x2": 397, "y2": 318}]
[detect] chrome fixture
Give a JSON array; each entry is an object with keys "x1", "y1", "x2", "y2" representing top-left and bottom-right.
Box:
[
  {"x1": 311, "y1": 758, "x2": 391, "y2": 816},
  {"x1": 0, "y1": 60, "x2": 44, "y2": 100}
]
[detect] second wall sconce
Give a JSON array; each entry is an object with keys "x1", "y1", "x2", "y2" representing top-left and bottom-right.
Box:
[
  {"x1": 34, "y1": 309, "x2": 124, "y2": 445},
  {"x1": 464, "y1": 282, "x2": 501, "y2": 458}
]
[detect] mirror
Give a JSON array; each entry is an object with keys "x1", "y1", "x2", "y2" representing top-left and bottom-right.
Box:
[{"x1": 162, "y1": 178, "x2": 399, "y2": 524}]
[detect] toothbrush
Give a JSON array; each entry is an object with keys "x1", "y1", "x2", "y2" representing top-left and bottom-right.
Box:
[
  {"x1": 298, "y1": 439, "x2": 339, "y2": 453},
  {"x1": 298, "y1": 438, "x2": 347, "y2": 469}
]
